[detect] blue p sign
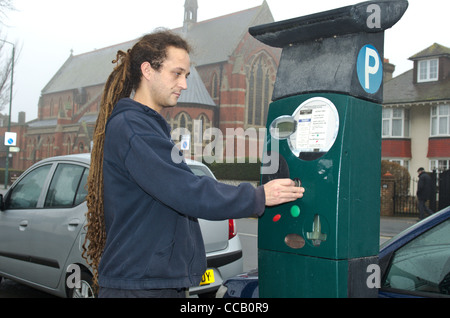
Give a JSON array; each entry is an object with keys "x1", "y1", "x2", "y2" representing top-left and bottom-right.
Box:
[{"x1": 357, "y1": 44, "x2": 382, "y2": 94}]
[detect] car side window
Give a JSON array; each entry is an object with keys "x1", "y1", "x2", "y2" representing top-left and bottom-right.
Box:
[
  {"x1": 382, "y1": 220, "x2": 450, "y2": 296},
  {"x1": 44, "y1": 163, "x2": 88, "y2": 208},
  {"x1": 74, "y1": 168, "x2": 89, "y2": 206},
  {"x1": 6, "y1": 164, "x2": 52, "y2": 209}
]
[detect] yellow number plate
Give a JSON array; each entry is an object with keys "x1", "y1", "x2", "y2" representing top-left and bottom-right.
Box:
[{"x1": 200, "y1": 269, "x2": 215, "y2": 286}]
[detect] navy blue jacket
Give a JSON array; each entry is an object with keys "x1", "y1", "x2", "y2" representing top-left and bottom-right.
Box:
[
  {"x1": 98, "y1": 98, "x2": 265, "y2": 290},
  {"x1": 417, "y1": 172, "x2": 433, "y2": 201}
]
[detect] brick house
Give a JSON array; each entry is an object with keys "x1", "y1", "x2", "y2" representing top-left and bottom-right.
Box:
[
  {"x1": 382, "y1": 43, "x2": 450, "y2": 175},
  {"x1": 3, "y1": 0, "x2": 280, "y2": 171}
]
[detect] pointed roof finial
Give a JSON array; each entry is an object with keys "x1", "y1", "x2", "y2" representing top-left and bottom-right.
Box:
[{"x1": 184, "y1": 0, "x2": 198, "y2": 33}]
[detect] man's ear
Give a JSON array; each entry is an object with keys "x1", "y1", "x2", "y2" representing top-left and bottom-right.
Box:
[{"x1": 140, "y1": 61, "x2": 154, "y2": 80}]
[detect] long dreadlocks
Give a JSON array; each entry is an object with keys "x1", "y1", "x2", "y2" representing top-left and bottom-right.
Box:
[{"x1": 82, "y1": 29, "x2": 191, "y2": 290}]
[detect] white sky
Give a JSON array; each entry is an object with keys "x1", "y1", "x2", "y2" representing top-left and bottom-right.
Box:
[{"x1": 2, "y1": 0, "x2": 449, "y2": 122}]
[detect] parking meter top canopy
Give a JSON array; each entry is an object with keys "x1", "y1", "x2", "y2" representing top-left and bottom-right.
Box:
[
  {"x1": 249, "y1": 0, "x2": 409, "y2": 47},
  {"x1": 249, "y1": 0, "x2": 408, "y2": 103}
]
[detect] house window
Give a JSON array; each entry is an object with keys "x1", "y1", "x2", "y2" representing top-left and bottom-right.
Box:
[
  {"x1": 430, "y1": 159, "x2": 450, "y2": 172},
  {"x1": 418, "y1": 59, "x2": 438, "y2": 83},
  {"x1": 388, "y1": 159, "x2": 410, "y2": 171},
  {"x1": 382, "y1": 108, "x2": 410, "y2": 138},
  {"x1": 431, "y1": 104, "x2": 450, "y2": 136}
]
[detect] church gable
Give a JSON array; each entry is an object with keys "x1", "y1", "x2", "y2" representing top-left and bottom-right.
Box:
[{"x1": 175, "y1": 1, "x2": 274, "y2": 66}]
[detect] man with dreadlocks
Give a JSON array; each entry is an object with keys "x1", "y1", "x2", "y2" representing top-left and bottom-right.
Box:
[{"x1": 83, "y1": 29, "x2": 304, "y2": 298}]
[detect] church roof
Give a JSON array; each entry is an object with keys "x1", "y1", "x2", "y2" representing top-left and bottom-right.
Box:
[
  {"x1": 174, "y1": 3, "x2": 272, "y2": 66},
  {"x1": 178, "y1": 66, "x2": 214, "y2": 105},
  {"x1": 42, "y1": 40, "x2": 136, "y2": 95},
  {"x1": 41, "y1": 1, "x2": 273, "y2": 107},
  {"x1": 41, "y1": 39, "x2": 215, "y2": 106}
]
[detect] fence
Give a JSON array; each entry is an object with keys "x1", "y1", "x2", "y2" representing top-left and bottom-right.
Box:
[
  {"x1": 393, "y1": 176, "x2": 419, "y2": 217},
  {"x1": 438, "y1": 170, "x2": 450, "y2": 210}
]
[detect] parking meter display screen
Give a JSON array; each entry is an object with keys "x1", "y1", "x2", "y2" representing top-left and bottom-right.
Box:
[{"x1": 288, "y1": 97, "x2": 339, "y2": 160}]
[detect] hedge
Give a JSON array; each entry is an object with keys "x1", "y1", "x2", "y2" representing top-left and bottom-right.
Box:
[{"x1": 204, "y1": 159, "x2": 261, "y2": 181}]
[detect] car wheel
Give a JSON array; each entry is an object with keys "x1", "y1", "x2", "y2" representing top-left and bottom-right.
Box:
[{"x1": 67, "y1": 270, "x2": 96, "y2": 298}]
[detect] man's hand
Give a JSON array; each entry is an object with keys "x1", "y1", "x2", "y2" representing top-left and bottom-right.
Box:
[{"x1": 264, "y1": 179, "x2": 305, "y2": 206}]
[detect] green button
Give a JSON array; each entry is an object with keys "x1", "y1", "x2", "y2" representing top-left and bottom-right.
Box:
[{"x1": 290, "y1": 205, "x2": 300, "y2": 218}]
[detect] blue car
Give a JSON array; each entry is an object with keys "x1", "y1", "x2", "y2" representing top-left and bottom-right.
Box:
[{"x1": 218, "y1": 206, "x2": 450, "y2": 298}]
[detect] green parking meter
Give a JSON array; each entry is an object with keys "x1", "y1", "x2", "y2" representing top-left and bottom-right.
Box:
[{"x1": 250, "y1": 0, "x2": 408, "y2": 297}]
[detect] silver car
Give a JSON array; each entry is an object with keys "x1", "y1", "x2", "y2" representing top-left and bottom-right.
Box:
[{"x1": 0, "y1": 154, "x2": 243, "y2": 297}]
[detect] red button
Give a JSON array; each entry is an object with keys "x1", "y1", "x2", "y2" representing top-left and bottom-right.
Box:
[{"x1": 273, "y1": 214, "x2": 281, "y2": 222}]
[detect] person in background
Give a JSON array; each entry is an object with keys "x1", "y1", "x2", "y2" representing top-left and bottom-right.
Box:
[{"x1": 417, "y1": 167, "x2": 434, "y2": 220}]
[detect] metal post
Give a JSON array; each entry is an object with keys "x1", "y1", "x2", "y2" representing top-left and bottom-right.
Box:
[{"x1": 0, "y1": 40, "x2": 14, "y2": 189}]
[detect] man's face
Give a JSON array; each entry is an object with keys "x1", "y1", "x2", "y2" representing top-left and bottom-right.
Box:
[{"x1": 147, "y1": 46, "x2": 190, "y2": 112}]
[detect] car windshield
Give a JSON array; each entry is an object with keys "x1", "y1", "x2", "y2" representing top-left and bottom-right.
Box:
[
  {"x1": 382, "y1": 219, "x2": 450, "y2": 296},
  {"x1": 6, "y1": 164, "x2": 52, "y2": 209}
]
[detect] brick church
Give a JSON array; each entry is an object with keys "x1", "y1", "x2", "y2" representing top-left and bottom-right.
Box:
[{"x1": 4, "y1": 0, "x2": 281, "y2": 171}]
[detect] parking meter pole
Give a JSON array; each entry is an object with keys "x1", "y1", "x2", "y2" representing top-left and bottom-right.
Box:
[{"x1": 251, "y1": 1, "x2": 408, "y2": 297}]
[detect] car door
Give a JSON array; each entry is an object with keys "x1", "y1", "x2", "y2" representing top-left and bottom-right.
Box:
[
  {"x1": 0, "y1": 163, "x2": 53, "y2": 282},
  {"x1": 27, "y1": 162, "x2": 89, "y2": 288},
  {"x1": 188, "y1": 163, "x2": 229, "y2": 253}
]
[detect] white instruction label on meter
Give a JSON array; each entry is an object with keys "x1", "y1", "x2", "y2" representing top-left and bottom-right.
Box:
[
  {"x1": 289, "y1": 97, "x2": 339, "y2": 157},
  {"x1": 296, "y1": 107, "x2": 331, "y2": 150}
]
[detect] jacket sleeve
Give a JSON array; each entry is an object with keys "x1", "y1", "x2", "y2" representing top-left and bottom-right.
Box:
[{"x1": 124, "y1": 132, "x2": 265, "y2": 220}]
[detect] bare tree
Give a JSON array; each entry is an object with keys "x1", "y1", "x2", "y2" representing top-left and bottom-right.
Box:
[
  {"x1": 0, "y1": 0, "x2": 14, "y2": 22},
  {"x1": 0, "y1": 0, "x2": 17, "y2": 113}
]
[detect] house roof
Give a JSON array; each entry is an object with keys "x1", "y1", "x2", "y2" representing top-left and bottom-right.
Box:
[
  {"x1": 383, "y1": 69, "x2": 450, "y2": 105},
  {"x1": 384, "y1": 43, "x2": 450, "y2": 105},
  {"x1": 409, "y1": 43, "x2": 450, "y2": 60}
]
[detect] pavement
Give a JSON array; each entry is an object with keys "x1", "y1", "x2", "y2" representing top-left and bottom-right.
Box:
[{"x1": 380, "y1": 215, "x2": 418, "y2": 239}]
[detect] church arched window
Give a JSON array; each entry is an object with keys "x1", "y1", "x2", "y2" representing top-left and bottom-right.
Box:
[{"x1": 246, "y1": 52, "x2": 276, "y2": 127}]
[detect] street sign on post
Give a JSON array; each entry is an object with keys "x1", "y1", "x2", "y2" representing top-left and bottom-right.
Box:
[
  {"x1": 251, "y1": 0, "x2": 408, "y2": 297},
  {"x1": 4, "y1": 132, "x2": 17, "y2": 146}
]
